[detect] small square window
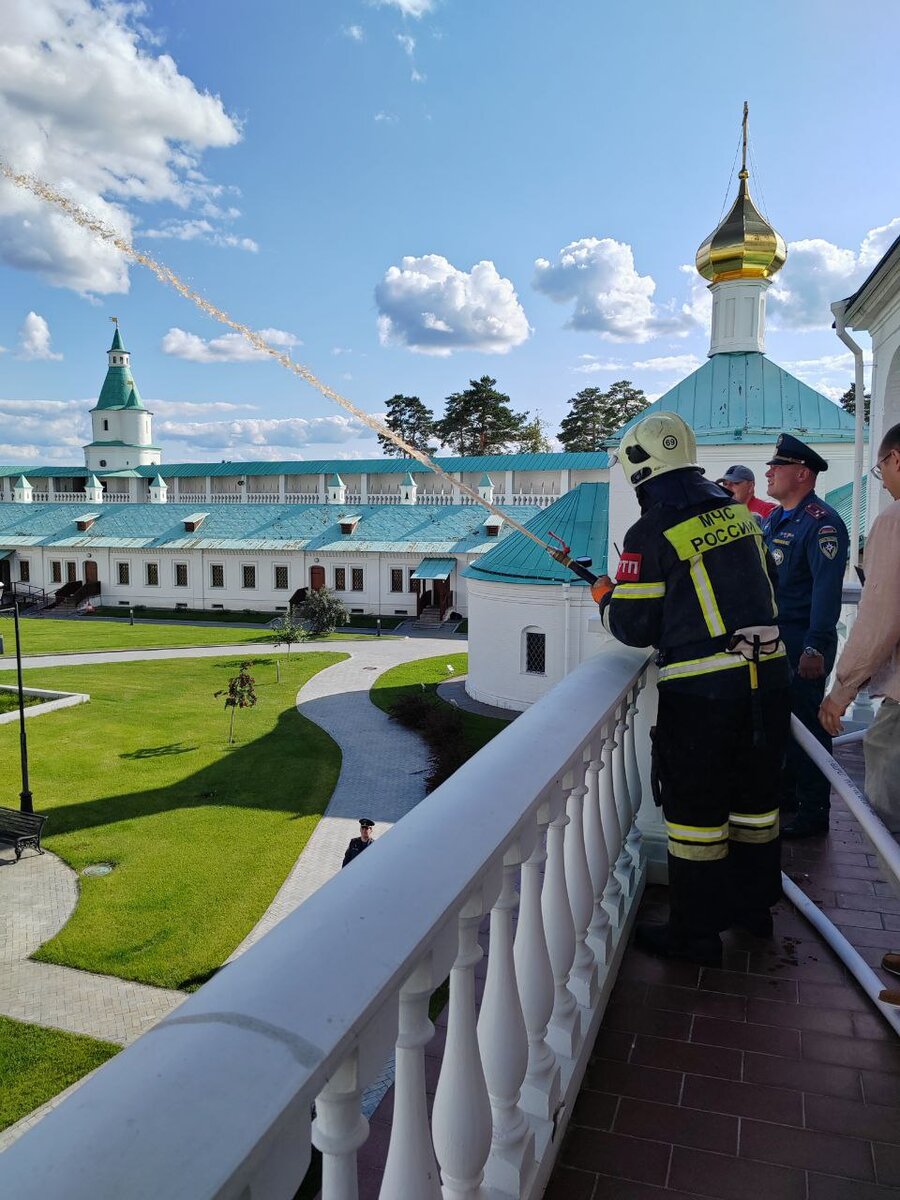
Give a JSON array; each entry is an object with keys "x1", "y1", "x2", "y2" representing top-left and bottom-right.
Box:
[
  {"x1": 274, "y1": 565, "x2": 289, "y2": 590},
  {"x1": 242, "y1": 564, "x2": 256, "y2": 589},
  {"x1": 18, "y1": 560, "x2": 30, "y2": 583},
  {"x1": 145, "y1": 562, "x2": 159, "y2": 587},
  {"x1": 334, "y1": 567, "x2": 346, "y2": 591},
  {"x1": 525, "y1": 631, "x2": 546, "y2": 675},
  {"x1": 117, "y1": 562, "x2": 130, "y2": 586},
  {"x1": 51, "y1": 560, "x2": 62, "y2": 584},
  {"x1": 174, "y1": 563, "x2": 188, "y2": 588},
  {"x1": 390, "y1": 568, "x2": 404, "y2": 593},
  {"x1": 351, "y1": 567, "x2": 364, "y2": 592},
  {"x1": 210, "y1": 564, "x2": 225, "y2": 589}
]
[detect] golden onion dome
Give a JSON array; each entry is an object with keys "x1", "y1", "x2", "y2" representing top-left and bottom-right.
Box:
[{"x1": 696, "y1": 105, "x2": 787, "y2": 284}]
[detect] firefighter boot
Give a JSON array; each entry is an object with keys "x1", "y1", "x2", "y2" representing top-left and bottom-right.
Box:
[{"x1": 635, "y1": 922, "x2": 723, "y2": 967}]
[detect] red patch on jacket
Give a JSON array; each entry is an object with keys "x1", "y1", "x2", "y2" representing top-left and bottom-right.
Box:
[{"x1": 616, "y1": 552, "x2": 643, "y2": 582}]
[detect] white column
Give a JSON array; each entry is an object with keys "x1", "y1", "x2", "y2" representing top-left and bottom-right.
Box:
[
  {"x1": 432, "y1": 892, "x2": 492, "y2": 1199},
  {"x1": 625, "y1": 682, "x2": 645, "y2": 875},
  {"x1": 543, "y1": 786, "x2": 580, "y2": 1059},
  {"x1": 311, "y1": 1052, "x2": 368, "y2": 1200},
  {"x1": 205, "y1": 477, "x2": 212, "y2": 503},
  {"x1": 278, "y1": 474, "x2": 286, "y2": 502},
  {"x1": 600, "y1": 730, "x2": 625, "y2": 926},
  {"x1": 380, "y1": 959, "x2": 442, "y2": 1200},
  {"x1": 360, "y1": 473, "x2": 368, "y2": 504},
  {"x1": 513, "y1": 802, "x2": 560, "y2": 1122},
  {"x1": 477, "y1": 842, "x2": 534, "y2": 1196},
  {"x1": 564, "y1": 763, "x2": 598, "y2": 1008},
  {"x1": 504, "y1": 469, "x2": 514, "y2": 501},
  {"x1": 613, "y1": 701, "x2": 636, "y2": 898},
  {"x1": 583, "y1": 741, "x2": 611, "y2": 966},
  {"x1": 451, "y1": 473, "x2": 462, "y2": 503}
]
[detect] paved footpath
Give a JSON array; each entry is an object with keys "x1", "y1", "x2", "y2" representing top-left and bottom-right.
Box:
[{"x1": 0, "y1": 634, "x2": 463, "y2": 1146}]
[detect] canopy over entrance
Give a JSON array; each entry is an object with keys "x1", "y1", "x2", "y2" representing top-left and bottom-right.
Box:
[{"x1": 411, "y1": 558, "x2": 456, "y2": 581}]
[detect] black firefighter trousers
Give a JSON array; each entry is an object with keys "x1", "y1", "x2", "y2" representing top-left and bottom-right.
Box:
[{"x1": 653, "y1": 683, "x2": 792, "y2": 939}]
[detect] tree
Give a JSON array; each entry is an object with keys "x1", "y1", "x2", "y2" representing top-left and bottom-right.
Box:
[
  {"x1": 215, "y1": 661, "x2": 258, "y2": 744},
  {"x1": 839, "y1": 382, "x2": 871, "y2": 424},
  {"x1": 558, "y1": 381, "x2": 649, "y2": 451},
  {"x1": 378, "y1": 394, "x2": 436, "y2": 457},
  {"x1": 516, "y1": 411, "x2": 552, "y2": 454},
  {"x1": 297, "y1": 586, "x2": 350, "y2": 636},
  {"x1": 434, "y1": 376, "x2": 528, "y2": 455},
  {"x1": 271, "y1": 610, "x2": 307, "y2": 654}
]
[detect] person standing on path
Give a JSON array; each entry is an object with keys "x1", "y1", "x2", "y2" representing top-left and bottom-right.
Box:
[
  {"x1": 341, "y1": 818, "x2": 375, "y2": 868},
  {"x1": 763, "y1": 434, "x2": 849, "y2": 840},
  {"x1": 819, "y1": 423, "x2": 900, "y2": 833}
]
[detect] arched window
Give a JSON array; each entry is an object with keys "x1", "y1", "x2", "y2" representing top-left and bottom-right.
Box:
[{"x1": 522, "y1": 626, "x2": 546, "y2": 675}]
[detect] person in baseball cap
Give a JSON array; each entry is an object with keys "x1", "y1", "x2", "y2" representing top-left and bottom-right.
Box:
[{"x1": 715, "y1": 464, "x2": 775, "y2": 519}]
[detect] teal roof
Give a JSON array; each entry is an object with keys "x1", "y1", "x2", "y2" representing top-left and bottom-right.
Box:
[
  {"x1": 824, "y1": 480, "x2": 868, "y2": 544},
  {"x1": 86, "y1": 475, "x2": 102, "y2": 488},
  {"x1": 328, "y1": 473, "x2": 344, "y2": 487},
  {"x1": 15, "y1": 475, "x2": 30, "y2": 488},
  {"x1": 616, "y1": 353, "x2": 857, "y2": 445},
  {"x1": 410, "y1": 558, "x2": 456, "y2": 580},
  {"x1": 0, "y1": 500, "x2": 543, "y2": 555},
  {"x1": 93, "y1": 350, "x2": 145, "y2": 412},
  {"x1": 402, "y1": 472, "x2": 416, "y2": 486},
  {"x1": 110, "y1": 327, "x2": 125, "y2": 352},
  {"x1": 463, "y1": 483, "x2": 608, "y2": 586},
  {"x1": 479, "y1": 474, "x2": 493, "y2": 487},
  {"x1": 151, "y1": 475, "x2": 166, "y2": 488}
]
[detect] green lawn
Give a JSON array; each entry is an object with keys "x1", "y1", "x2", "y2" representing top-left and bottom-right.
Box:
[
  {"x1": 0, "y1": 617, "x2": 390, "y2": 657},
  {"x1": 0, "y1": 653, "x2": 346, "y2": 990},
  {"x1": 0, "y1": 692, "x2": 42, "y2": 714},
  {"x1": 370, "y1": 652, "x2": 509, "y2": 757},
  {"x1": 0, "y1": 1017, "x2": 119, "y2": 1134}
]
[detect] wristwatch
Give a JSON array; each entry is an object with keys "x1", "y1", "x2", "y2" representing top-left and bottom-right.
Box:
[{"x1": 803, "y1": 646, "x2": 823, "y2": 658}]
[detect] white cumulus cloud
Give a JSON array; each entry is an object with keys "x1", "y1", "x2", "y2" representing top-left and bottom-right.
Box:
[
  {"x1": 141, "y1": 219, "x2": 259, "y2": 253},
  {"x1": 18, "y1": 311, "x2": 62, "y2": 360},
  {"x1": 632, "y1": 354, "x2": 703, "y2": 373},
  {"x1": 534, "y1": 238, "x2": 696, "y2": 343},
  {"x1": 343, "y1": 24, "x2": 365, "y2": 40},
  {"x1": 157, "y1": 414, "x2": 367, "y2": 455},
  {"x1": 161, "y1": 327, "x2": 302, "y2": 363},
  {"x1": 376, "y1": 254, "x2": 531, "y2": 356},
  {"x1": 397, "y1": 33, "x2": 416, "y2": 55},
  {"x1": 370, "y1": 0, "x2": 435, "y2": 16},
  {"x1": 0, "y1": 0, "x2": 243, "y2": 295},
  {"x1": 0, "y1": 397, "x2": 87, "y2": 460}
]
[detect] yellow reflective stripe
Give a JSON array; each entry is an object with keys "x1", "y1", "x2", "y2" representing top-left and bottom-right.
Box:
[
  {"x1": 665, "y1": 821, "x2": 729, "y2": 843},
  {"x1": 689, "y1": 555, "x2": 726, "y2": 637},
  {"x1": 754, "y1": 536, "x2": 778, "y2": 616},
  {"x1": 729, "y1": 822, "x2": 780, "y2": 844},
  {"x1": 668, "y1": 840, "x2": 729, "y2": 861},
  {"x1": 658, "y1": 647, "x2": 786, "y2": 683},
  {"x1": 729, "y1": 809, "x2": 779, "y2": 827},
  {"x1": 664, "y1": 504, "x2": 761, "y2": 561},
  {"x1": 614, "y1": 582, "x2": 666, "y2": 600}
]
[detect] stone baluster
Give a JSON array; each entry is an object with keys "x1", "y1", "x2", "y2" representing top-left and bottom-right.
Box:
[
  {"x1": 624, "y1": 682, "x2": 645, "y2": 875},
  {"x1": 432, "y1": 891, "x2": 492, "y2": 1198},
  {"x1": 599, "y1": 728, "x2": 625, "y2": 926},
  {"x1": 477, "y1": 841, "x2": 535, "y2": 1195},
  {"x1": 311, "y1": 1052, "x2": 368, "y2": 1200},
  {"x1": 583, "y1": 740, "x2": 611, "y2": 966},
  {"x1": 563, "y1": 763, "x2": 598, "y2": 1008},
  {"x1": 543, "y1": 785, "x2": 581, "y2": 1059},
  {"x1": 380, "y1": 958, "x2": 442, "y2": 1200},
  {"x1": 513, "y1": 802, "x2": 560, "y2": 1122},
  {"x1": 613, "y1": 701, "x2": 636, "y2": 897}
]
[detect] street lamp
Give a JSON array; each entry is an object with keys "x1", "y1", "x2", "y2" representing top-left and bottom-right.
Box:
[{"x1": 0, "y1": 599, "x2": 33, "y2": 813}]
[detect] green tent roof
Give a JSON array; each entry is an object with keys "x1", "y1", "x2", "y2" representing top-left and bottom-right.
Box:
[
  {"x1": 824, "y1": 479, "x2": 868, "y2": 545},
  {"x1": 110, "y1": 327, "x2": 125, "y2": 352}
]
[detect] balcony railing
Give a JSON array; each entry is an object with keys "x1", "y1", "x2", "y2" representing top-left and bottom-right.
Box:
[
  {"x1": 1, "y1": 644, "x2": 654, "y2": 1200},
  {"x1": 0, "y1": 489, "x2": 560, "y2": 509}
]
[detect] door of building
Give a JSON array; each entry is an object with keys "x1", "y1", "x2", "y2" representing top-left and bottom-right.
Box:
[
  {"x1": 310, "y1": 565, "x2": 325, "y2": 591},
  {"x1": 83, "y1": 561, "x2": 98, "y2": 584},
  {"x1": 0, "y1": 557, "x2": 10, "y2": 592}
]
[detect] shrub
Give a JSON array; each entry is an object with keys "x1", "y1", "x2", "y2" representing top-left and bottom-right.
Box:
[
  {"x1": 297, "y1": 587, "x2": 350, "y2": 636},
  {"x1": 388, "y1": 693, "x2": 467, "y2": 791}
]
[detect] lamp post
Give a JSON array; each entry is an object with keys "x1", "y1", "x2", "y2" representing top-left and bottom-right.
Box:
[{"x1": 1, "y1": 600, "x2": 33, "y2": 813}]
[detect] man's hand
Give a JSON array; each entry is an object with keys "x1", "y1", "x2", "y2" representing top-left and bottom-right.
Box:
[
  {"x1": 798, "y1": 650, "x2": 826, "y2": 680},
  {"x1": 591, "y1": 574, "x2": 614, "y2": 604},
  {"x1": 818, "y1": 693, "x2": 847, "y2": 737}
]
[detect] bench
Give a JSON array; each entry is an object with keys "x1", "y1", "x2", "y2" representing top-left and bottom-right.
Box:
[{"x1": 0, "y1": 807, "x2": 47, "y2": 861}]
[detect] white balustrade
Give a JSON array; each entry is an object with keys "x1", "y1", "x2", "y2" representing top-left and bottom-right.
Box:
[
  {"x1": 284, "y1": 492, "x2": 319, "y2": 504},
  {"x1": 246, "y1": 492, "x2": 279, "y2": 504},
  {"x1": 624, "y1": 683, "x2": 645, "y2": 875},
  {"x1": 1, "y1": 643, "x2": 653, "y2": 1200},
  {"x1": 103, "y1": 491, "x2": 130, "y2": 503},
  {"x1": 613, "y1": 701, "x2": 637, "y2": 897}
]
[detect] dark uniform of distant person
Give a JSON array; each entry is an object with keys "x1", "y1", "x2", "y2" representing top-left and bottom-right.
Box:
[
  {"x1": 341, "y1": 818, "x2": 375, "y2": 867},
  {"x1": 590, "y1": 413, "x2": 792, "y2": 965},
  {"x1": 762, "y1": 434, "x2": 849, "y2": 839}
]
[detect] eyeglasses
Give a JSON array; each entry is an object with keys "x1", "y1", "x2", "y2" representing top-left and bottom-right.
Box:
[{"x1": 871, "y1": 450, "x2": 898, "y2": 481}]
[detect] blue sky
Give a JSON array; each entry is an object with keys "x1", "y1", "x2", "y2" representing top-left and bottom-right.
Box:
[{"x1": 0, "y1": 0, "x2": 898, "y2": 464}]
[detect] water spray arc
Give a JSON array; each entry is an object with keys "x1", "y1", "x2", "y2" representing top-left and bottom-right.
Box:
[{"x1": 0, "y1": 163, "x2": 608, "y2": 582}]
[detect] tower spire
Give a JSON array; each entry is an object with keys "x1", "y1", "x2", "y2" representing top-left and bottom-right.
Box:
[{"x1": 740, "y1": 100, "x2": 749, "y2": 179}]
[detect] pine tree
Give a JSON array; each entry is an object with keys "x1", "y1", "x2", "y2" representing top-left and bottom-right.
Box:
[
  {"x1": 516, "y1": 412, "x2": 552, "y2": 454},
  {"x1": 378, "y1": 394, "x2": 436, "y2": 457},
  {"x1": 839, "y1": 382, "x2": 871, "y2": 424},
  {"x1": 434, "y1": 376, "x2": 528, "y2": 455},
  {"x1": 558, "y1": 381, "x2": 649, "y2": 451}
]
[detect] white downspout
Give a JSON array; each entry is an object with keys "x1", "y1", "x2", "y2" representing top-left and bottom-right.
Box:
[{"x1": 831, "y1": 300, "x2": 866, "y2": 570}]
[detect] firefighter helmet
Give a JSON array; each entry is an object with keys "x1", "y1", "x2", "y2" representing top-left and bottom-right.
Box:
[{"x1": 615, "y1": 413, "x2": 698, "y2": 489}]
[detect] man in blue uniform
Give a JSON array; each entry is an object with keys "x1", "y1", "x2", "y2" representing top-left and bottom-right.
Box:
[
  {"x1": 763, "y1": 434, "x2": 849, "y2": 838},
  {"x1": 594, "y1": 413, "x2": 791, "y2": 965}
]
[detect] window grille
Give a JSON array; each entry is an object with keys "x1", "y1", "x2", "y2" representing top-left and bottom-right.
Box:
[
  {"x1": 116, "y1": 562, "x2": 129, "y2": 586},
  {"x1": 145, "y1": 562, "x2": 159, "y2": 587},
  {"x1": 242, "y1": 564, "x2": 256, "y2": 589},
  {"x1": 18, "y1": 560, "x2": 30, "y2": 583},
  {"x1": 351, "y1": 568, "x2": 364, "y2": 591},
  {"x1": 174, "y1": 563, "x2": 188, "y2": 588},
  {"x1": 210, "y1": 564, "x2": 225, "y2": 589},
  {"x1": 390, "y1": 568, "x2": 404, "y2": 593},
  {"x1": 525, "y1": 631, "x2": 546, "y2": 675},
  {"x1": 51, "y1": 561, "x2": 63, "y2": 584},
  {"x1": 274, "y1": 565, "x2": 289, "y2": 590},
  {"x1": 334, "y1": 567, "x2": 346, "y2": 591}
]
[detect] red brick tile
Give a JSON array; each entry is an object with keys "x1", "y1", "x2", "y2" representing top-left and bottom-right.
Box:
[
  {"x1": 862, "y1": 1070, "x2": 900, "y2": 1107},
  {"x1": 721, "y1": 948, "x2": 750, "y2": 973},
  {"x1": 831, "y1": 925, "x2": 900, "y2": 950},
  {"x1": 614, "y1": 1096, "x2": 737, "y2": 1153},
  {"x1": 874, "y1": 1140, "x2": 900, "y2": 1187},
  {"x1": 542, "y1": 1165, "x2": 596, "y2": 1200},
  {"x1": 801, "y1": 862, "x2": 885, "y2": 882},
  {"x1": 740, "y1": 1117, "x2": 875, "y2": 1180},
  {"x1": 571, "y1": 1089, "x2": 619, "y2": 1131},
  {"x1": 875, "y1": 881, "x2": 897, "y2": 897},
  {"x1": 591, "y1": 1182, "x2": 701, "y2": 1200},
  {"x1": 561, "y1": 1128, "x2": 671, "y2": 1185},
  {"x1": 745, "y1": 949, "x2": 846, "y2": 985},
  {"x1": 791, "y1": 847, "x2": 872, "y2": 867},
  {"x1": 631, "y1": 1034, "x2": 742, "y2": 1080},
  {"x1": 644, "y1": 982, "x2": 746, "y2": 1021},
  {"x1": 592, "y1": 1028, "x2": 637, "y2": 1063},
  {"x1": 814, "y1": 874, "x2": 877, "y2": 895},
  {"x1": 602, "y1": 1001, "x2": 693, "y2": 1041},
  {"x1": 805, "y1": 1092, "x2": 900, "y2": 1145},
  {"x1": 620, "y1": 952, "x2": 703, "y2": 989},
  {"x1": 701, "y1": 968, "x2": 798, "y2": 1002},
  {"x1": 746, "y1": 997, "x2": 854, "y2": 1035},
  {"x1": 691, "y1": 1014, "x2": 801, "y2": 1057},
  {"x1": 744, "y1": 1050, "x2": 862, "y2": 1099},
  {"x1": 797, "y1": 980, "x2": 872, "y2": 1011},
  {"x1": 802, "y1": 1031, "x2": 900, "y2": 1072},
  {"x1": 668, "y1": 1145, "x2": 806, "y2": 1200},
  {"x1": 610, "y1": 979, "x2": 649, "y2": 1007},
  {"x1": 852, "y1": 1010, "x2": 898, "y2": 1041},
  {"x1": 582, "y1": 1057, "x2": 683, "y2": 1105},
  {"x1": 808, "y1": 1175, "x2": 900, "y2": 1200},
  {"x1": 681, "y1": 1074, "x2": 803, "y2": 1126},
  {"x1": 837, "y1": 891, "x2": 900, "y2": 914},
  {"x1": 882, "y1": 913, "x2": 900, "y2": 932}
]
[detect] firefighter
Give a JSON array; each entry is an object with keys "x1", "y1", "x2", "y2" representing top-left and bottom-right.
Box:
[{"x1": 597, "y1": 413, "x2": 792, "y2": 964}]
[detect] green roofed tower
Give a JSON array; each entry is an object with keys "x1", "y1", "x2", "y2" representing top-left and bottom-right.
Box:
[{"x1": 84, "y1": 323, "x2": 161, "y2": 475}]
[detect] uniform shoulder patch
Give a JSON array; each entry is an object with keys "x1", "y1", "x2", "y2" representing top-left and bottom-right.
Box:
[
  {"x1": 615, "y1": 552, "x2": 643, "y2": 582},
  {"x1": 805, "y1": 501, "x2": 828, "y2": 519},
  {"x1": 818, "y1": 528, "x2": 839, "y2": 560}
]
